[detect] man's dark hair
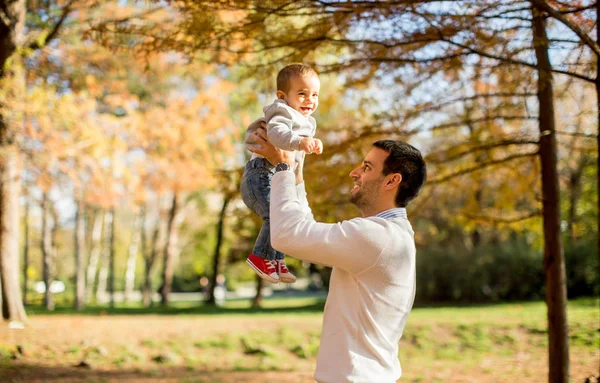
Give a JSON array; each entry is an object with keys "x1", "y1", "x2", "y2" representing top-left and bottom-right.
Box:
[{"x1": 373, "y1": 140, "x2": 427, "y2": 207}]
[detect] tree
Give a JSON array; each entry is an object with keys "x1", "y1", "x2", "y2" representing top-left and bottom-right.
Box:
[
  {"x1": 123, "y1": 210, "x2": 141, "y2": 302},
  {"x1": 1, "y1": 0, "x2": 171, "y2": 320},
  {"x1": 0, "y1": 0, "x2": 102, "y2": 320},
  {"x1": 0, "y1": 0, "x2": 27, "y2": 323},
  {"x1": 73, "y1": 190, "x2": 86, "y2": 310},
  {"x1": 532, "y1": 6, "x2": 568, "y2": 380},
  {"x1": 159, "y1": 193, "x2": 178, "y2": 306},
  {"x1": 85, "y1": 208, "x2": 104, "y2": 304},
  {"x1": 120, "y1": 63, "x2": 239, "y2": 305},
  {"x1": 206, "y1": 171, "x2": 238, "y2": 305}
]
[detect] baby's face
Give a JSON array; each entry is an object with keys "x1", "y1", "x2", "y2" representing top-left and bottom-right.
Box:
[{"x1": 279, "y1": 75, "x2": 320, "y2": 117}]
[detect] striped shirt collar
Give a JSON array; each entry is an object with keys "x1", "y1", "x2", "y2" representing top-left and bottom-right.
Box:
[{"x1": 375, "y1": 207, "x2": 407, "y2": 220}]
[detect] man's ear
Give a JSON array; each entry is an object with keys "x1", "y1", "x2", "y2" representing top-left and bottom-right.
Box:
[
  {"x1": 276, "y1": 90, "x2": 286, "y2": 99},
  {"x1": 385, "y1": 173, "x2": 402, "y2": 190}
]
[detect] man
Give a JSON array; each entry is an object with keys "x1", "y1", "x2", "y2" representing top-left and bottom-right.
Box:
[{"x1": 250, "y1": 127, "x2": 426, "y2": 382}]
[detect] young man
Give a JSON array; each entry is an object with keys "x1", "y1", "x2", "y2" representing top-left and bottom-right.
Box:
[{"x1": 250, "y1": 127, "x2": 427, "y2": 382}]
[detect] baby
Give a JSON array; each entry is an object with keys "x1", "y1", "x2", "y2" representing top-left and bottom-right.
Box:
[{"x1": 241, "y1": 63, "x2": 323, "y2": 283}]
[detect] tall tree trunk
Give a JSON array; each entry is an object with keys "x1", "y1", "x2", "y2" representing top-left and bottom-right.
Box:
[
  {"x1": 96, "y1": 210, "x2": 112, "y2": 304},
  {"x1": 143, "y1": 211, "x2": 160, "y2": 308},
  {"x1": 159, "y1": 193, "x2": 179, "y2": 306},
  {"x1": 466, "y1": 103, "x2": 485, "y2": 250},
  {"x1": 532, "y1": 6, "x2": 569, "y2": 383},
  {"x1": 208, "y1": 193, "x2": 232, "y2": 305},
  {"x1": 74, "y1": 197, "x2": 86, "y2": 310},
  {"x1": 251, "y1": 275, "x2": 264, "y2": 308},
  {"x1": 85, "y1": 209, "x2": 104, "y2": 304},
  {"x1": 124, "y1": 211, "x2": 141, "y2": 302},
  {"x1": 22, "y1": 198, "x2": 29, "y2": 306},
  {"x1": 0, "y1": 137, "x2": 25, "y2": 321},
  {"x1": 566, "y1": 104, "x2": 589, "y2": 246},
  {"x1": 41, "y1": 192, "x2": 54, "y2": 311},
  {"x1": 0, "y1": 0, "x2": 27, "y2": 322},
  {"x1": 566, "y1": 162, "x2": 584, "y2": 245},
  {"x1": 50, "y1": 203, "x2": 60, "y2": 300},
  {"x1": 596, "y1": 0, "x2": 600, "y2": 290},
  {"x1": 108, "y1": 208, "x2": 115, "y2": 309}
]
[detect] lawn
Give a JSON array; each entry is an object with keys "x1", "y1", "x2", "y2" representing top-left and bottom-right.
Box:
[{"x1": 0, "y1": 297, "x2": 597, "y2": 383}]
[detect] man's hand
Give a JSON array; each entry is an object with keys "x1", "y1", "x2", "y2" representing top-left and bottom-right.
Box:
[{"x1": 249, "y1": 124, "x2": 295, "y2": 166}]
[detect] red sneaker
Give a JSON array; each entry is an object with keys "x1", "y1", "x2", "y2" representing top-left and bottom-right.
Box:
[
  {"x1": 278, "y1": 260, "x2": 297, "y2": 284},
  {"x1": 246, "y1": 254, "x2": 279, "y2": 283}
]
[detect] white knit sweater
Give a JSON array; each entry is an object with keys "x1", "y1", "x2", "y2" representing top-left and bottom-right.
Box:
[{"x1": 270, "y1": 171, "x2": 417, "y2": 383}]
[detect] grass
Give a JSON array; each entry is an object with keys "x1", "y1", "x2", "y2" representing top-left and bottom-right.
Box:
[
  {"x1": 24, "y1": 296, "x2": 327, "y2": 316},
  {"x1": 3, "y1": 297, "x2": 598, "y2": 383}
]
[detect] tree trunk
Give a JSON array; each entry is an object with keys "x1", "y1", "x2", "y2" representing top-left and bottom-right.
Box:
[
  {"x1": 143, "y1": 211, "x2": 160, "y2": 308},
  {"x1": 74, "y1": 197, "x2": 86, "y2": 310},
  {"x1": 108, "y1": 208, "x2": 115, "y2": 309},
  {"x1": 124, "y1": 212, "x2": 141, "y2": 302},
  {"x1": 85, "y1": 209, "x2": 104, "y2": 304},
  {"x1": 596, "y1": 0, "x2": 600, "y2": 291},
  {"x1": 159, "y1": 193, "x2": 179, "y2": 306},
  {"x1": 207, "y1": 193, "x2": 232, "y2": 305},
  {"x1": 566, "y1": 92, "x2": 589, "y2": 246},
  {"x1": 0, "y1": 0, "x2": 27, "y2": 322},
  {"x1": 0, "y1": 145, "x2": 26, "y2": 321},
  {"x1": 251, "y1": 275, "x2": 264, "y2": 308},
  {"x1": 565, "y1": 106, "x2": 590, "y2": 247},
  {"x1": 22, "y1": 198, "x2": 29, "y2": 306},
  {"x1": 532, "y1": 6, "x2": 569, "y2": 383},
  {"x1": 566, "y1": 163, "x2": 583, "y2": 245},
  {"x1": 41, "y1": 192, "x2": 54, "y2": 311},
  {"x1": 96, "y1": 210, "x2": 112, "y2": 304},
  {"x1": 466, "y1": 104, "x2": 485, "y2": 250}
]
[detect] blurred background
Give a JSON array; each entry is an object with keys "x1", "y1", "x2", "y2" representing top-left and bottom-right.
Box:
[{"x1": 0, "y1": 1, "x2": 597, "y2": 382}]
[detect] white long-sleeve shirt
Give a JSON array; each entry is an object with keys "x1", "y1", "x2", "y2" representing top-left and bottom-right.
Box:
[{"x1": 270, "y1": 171, "x2": 416, "y2": 383}]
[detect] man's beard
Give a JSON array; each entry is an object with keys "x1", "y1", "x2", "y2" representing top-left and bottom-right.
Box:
[{"x1": 349, "y1": 179, "x2": 380, "y2": 208}]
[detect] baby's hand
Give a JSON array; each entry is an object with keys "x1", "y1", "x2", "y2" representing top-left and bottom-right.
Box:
[
  {"x1": 313, "y1": 138, "x2": 323, "y2": 155},
  {"x1": 299, "y1": 137, "x2": 316, "y2": 153}
]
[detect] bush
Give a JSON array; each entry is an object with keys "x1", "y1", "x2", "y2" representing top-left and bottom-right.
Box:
[{"x1": 415, "y1": 234, "x2": 597, "y2": 304}]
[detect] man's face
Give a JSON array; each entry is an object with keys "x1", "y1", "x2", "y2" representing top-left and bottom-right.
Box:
[
  {"x1": 349, "y1": 147, "x2": 389, "y2": 208},
  {"x1": 279, "y1": 75, "x2": 320, "y2": 117}
]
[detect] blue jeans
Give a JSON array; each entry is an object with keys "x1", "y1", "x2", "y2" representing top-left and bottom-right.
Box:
[{"x1": 240, "y1": 158, "x2": 284, "y2": 261}]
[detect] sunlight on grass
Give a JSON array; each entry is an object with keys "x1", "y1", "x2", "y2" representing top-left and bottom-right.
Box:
[{"x1": 6, "y1": 298, "x2": 598, "y2": 382}]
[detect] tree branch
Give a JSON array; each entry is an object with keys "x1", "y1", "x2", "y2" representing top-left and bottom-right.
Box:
[
  {"x1": 429, "y1": 152, "x2": 539, "y2": 184},
  {"x1": 427, "y1": 139, "x2": 539, "y2": 164},
  {"x1": 463, "y1": 209, "x2": 541, "y2": 223},
  {"x1": 426, "y1": 115, "x2": 538, "y2": 133},
  {"x1": 411, "y1": 92, "x2": 536, "y2": 115},
  {"x1": 28, "y1": 0, "x2": 78, "y2": 51},
  {"x1": 442, "y1": 38, "x2": 595, "y2": 83},
  {"x1": 531, "y1": 0, "x2": 600, "y2": 57},
  {"x1": 556, "y1": 130, "x2": 598, "y2": 139}
]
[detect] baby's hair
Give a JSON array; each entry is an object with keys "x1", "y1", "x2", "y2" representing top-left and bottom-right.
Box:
[{"x1": 276, "y1": 63, "x2": 318, "y2": 92}]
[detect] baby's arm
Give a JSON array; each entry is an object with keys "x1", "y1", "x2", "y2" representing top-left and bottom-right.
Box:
[{"x1": 266, "y1": 108, "x2": 303, "y2": 151}]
